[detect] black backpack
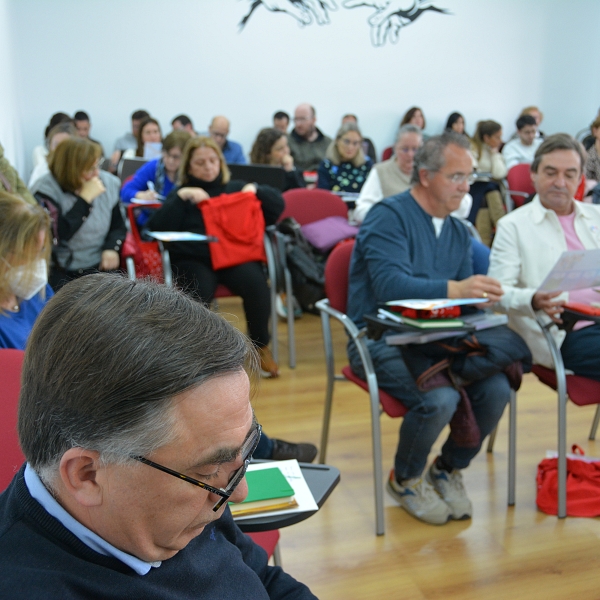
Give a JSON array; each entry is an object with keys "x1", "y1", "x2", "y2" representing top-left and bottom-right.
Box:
[{"x1": 277, "y1": 217, "x2": 325, "y2": 314}]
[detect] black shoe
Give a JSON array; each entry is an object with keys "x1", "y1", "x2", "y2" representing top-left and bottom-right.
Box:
[{"x1": 270, "y1": 439, "x2": 318, "y2": 463}]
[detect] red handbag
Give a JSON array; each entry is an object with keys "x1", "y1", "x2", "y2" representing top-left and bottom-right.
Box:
[
  {"x1": 536, "y1": 445, "x2": 600, "y2": 517},
  {"x1": 198, "y1": 191, "x2": 267, "y2": 270}
]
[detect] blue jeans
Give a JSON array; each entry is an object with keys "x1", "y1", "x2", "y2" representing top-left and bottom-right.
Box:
[
  {"x1": 348, "y1": 334, "x2": 511, "y2": 480},
  {"x1": 561, "y1": 323, "x2": 600, "y2": 382}
]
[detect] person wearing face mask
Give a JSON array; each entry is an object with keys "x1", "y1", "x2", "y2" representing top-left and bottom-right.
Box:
[
  {"x1": 30, "y1": 137, "x2": 126, "y2": 291},
  {"x1": 0, "y1": 191, "x2": 53, "y2": 350},
  {"x1": 316, "y1": 122, "x2": 372, "y2": 193}
]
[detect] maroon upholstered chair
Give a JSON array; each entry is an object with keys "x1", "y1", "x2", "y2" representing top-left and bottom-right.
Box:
[
  {"x1": 315, "y1": 239, "x2": 408, "y2": 535},
  {"x1": 0, "y1": 349, "x2": 25, "y2": 492}
]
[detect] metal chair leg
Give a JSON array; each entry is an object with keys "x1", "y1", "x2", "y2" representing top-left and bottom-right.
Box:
[
  {"x1": 589, "y1": 405, "x2": 600, "y2": 441},
  {"x1": 272, "y1": 542, "x2": 282, "y2": 567},
  {"x1": 319, "y1": 312, "x2": 335, "y2": 465},
  {"x1": 486, "y1": 427, "x2": 497, "y2": 453},
  {"x1": 366, "y1": 371, "x2": 385, "y2": 536},
  {"x1": 508, "y1": 389, "x2": 516, "y2": 506},
  {"x1": 284, "y1": 267, "x2": 296, "y2": 369}
]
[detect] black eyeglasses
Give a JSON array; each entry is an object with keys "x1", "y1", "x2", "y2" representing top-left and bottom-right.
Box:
[{"x1": 132, "y1": 423, "x2": 262, "y2": 512}]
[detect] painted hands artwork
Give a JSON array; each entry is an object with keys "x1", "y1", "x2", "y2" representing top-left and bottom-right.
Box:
[
  {"x1": 239, "y1": 0, "x2": 450, "y2": 46},
  {"x1": 342, "y1": 0, "x2": 450, "y2": 46},
  {"x1": 240, "y1": 0, "x2": 338, "y2": 28}
]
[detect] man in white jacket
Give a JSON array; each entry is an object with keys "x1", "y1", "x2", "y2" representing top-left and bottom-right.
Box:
[{"x1": 489, "y1": 133, "x2": 600, "y2": 378}]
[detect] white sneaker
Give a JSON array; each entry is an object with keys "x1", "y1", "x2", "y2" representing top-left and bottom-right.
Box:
[
  {"x1": 386, "y1": 470, "x2": 451, "y2": 525},
  {"x1": 276, "y1": 294, "x2": 302, "y2": 320},
  {"x1": 426, "y1": 462, "x2": 472, "y2": 520}
]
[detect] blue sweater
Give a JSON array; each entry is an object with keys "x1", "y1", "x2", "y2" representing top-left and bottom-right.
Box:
[
  {"x1": 120, "y1": 158, "x2": 176, "y2": 204},
  {"x1": 348, "y1": 191, "x2": 472, "y2": 329},
  {"x1": 0, "y1": 467, "x2": 317, "y2": 599},
  {"x1": 223, "y1": 140, "x2": 247, "y2": 165},
  {"x1": 0, "y1": 285, "x2": 53, "y2": 350}
]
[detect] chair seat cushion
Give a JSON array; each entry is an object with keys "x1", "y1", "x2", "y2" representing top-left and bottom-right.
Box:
[
  {"x1": 532, "y1": 365, "x2": 600, "y2": 406},
  {"x1": 342, "y1": 365, "x2": 408, "y2": 417},
  {"x1": 246, "y1": 530, "x2": 280, "y2": 559}
]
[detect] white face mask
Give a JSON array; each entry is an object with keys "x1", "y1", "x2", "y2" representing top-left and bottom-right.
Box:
[{"x1": 7, "y1": 258, "x2": 48, "y2": 300}]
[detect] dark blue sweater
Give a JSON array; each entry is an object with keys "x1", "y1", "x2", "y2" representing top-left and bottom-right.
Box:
[
  {"x1": 0, "y1": 467, "x2": 317, "y2": 599},
  {"x1": 348, "y1": 190, "x2": 472, "y2": 329}
]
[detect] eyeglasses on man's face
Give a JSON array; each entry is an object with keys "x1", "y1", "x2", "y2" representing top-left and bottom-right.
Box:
[
  {"x1": 131, "y1": 423, "x2": 262, "y2": 512},
  {"x1": 442, "y1": 172, "x2": 476, "y2": 185}
]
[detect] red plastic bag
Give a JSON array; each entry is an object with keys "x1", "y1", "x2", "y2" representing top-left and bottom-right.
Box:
[
  {"x1": 199, "y1": 191, "x2": 266, "y2": 271},
  {"x1": 536, "y1": 445, "x2": 600, "y2": 517}
]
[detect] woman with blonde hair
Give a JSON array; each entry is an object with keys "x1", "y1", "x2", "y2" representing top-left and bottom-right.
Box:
[
  {"x1": 317, "y1": 122, "x2": 372, "y2": 192},
  {"x1": 148, "y1": 136, "x2": 284, "y2": 378},
  {"x1": 30, "y1": 137, "x2": 126, "y2": 290},
  {"x1": 0, "y1": 191, "x2": 53, "y2": 349}
]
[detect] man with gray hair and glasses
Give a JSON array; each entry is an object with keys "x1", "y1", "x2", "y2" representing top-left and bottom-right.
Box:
[
  {"x1": 347, "y1": 132, "x2": 510, "y2": 525},
  {"x1": 0, "y1": 274, "x2": 317, "y2": 599},
  {"x1": 489, "y1": 133, "x2": 600, "y2": 379}
]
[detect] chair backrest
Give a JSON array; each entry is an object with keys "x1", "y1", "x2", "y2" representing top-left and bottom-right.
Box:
[
  {"x1": 119, "y1": 157, "x2": 148, "y2": 182},
  {"x1": 0, "y1": 349, "x2": 25, "y2": 492},
  {"x1": 506, "y1": 164, "x2": 535, "y2": 206},
  {"x1": 324, "y1": 239, "x2": 355, "y2": 314},
  {"x1": 280, "y1": 189, "x2": 348, "y2": 225}
]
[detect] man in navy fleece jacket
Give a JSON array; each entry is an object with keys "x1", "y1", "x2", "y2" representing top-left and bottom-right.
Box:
[
  {"x1": 347, "y1": 133, "x2": 509, "y2": 527},
  {"x1": 0, "y1": 274, "x2": 316, "y2": 599}
]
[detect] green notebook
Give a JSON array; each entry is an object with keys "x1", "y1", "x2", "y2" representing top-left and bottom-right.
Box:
[
  {"x1": 401, "y1": 316, "x2": 464, "y2": 329},
  {"x1": 230, "y1": 466, "x2": 298, "y2": 517},
  {"x1": 240, "y1": 467, "x2": 294, "y2": 504}
]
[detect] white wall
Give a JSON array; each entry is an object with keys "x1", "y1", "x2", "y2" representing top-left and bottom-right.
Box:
[
  {"x1": 4, "y1": 0, "x2": 600, "y2": 178},
  {"x1": 0, "y1": 0, "x2": 24, "y2": 170}
]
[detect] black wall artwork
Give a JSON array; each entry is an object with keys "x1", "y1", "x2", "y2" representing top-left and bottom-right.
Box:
[{"x1": 239, "y1": 1, "x2": 451, "y2": 47}]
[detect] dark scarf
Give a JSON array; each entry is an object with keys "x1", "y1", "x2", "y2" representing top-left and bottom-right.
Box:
[{"x1": 184, "y1": 174, "x2": 226, "y2": 197}]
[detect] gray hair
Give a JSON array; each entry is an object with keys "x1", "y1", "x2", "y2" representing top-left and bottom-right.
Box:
[
  {"x1": 325, "y1": 121, "x2": 366, "y2": 167},
  {"x1": 531, "y1": 133, "x2": 585, "y2": 174},
  {"x1": 396, "y1": 124, "x2": 422, "y2": 144},
  {"x1": 411, "y1": 131, "x2": 470, "y2": 184},
  {"x1": 18, "y1": 274, "x2": 255, "y2": 487}
]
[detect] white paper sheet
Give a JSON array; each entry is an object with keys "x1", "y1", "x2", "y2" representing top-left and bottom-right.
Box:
[
  {"x1": 385, "y1": 298, "x2": 489, "y2": 310},
  {"x1": 233, "y1": 459, "x2": 318, "y2": 522},
  {"x1": 146, "y1": 231, "x2": 213, "y2": 242},
  {"x1": 538, "y1": 249, "x2": 600, "y2": 292}
]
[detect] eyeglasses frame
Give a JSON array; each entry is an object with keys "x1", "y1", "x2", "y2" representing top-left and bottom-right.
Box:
[{"x1": 131, "y1": 422, "x2": 262, "y2": 512}]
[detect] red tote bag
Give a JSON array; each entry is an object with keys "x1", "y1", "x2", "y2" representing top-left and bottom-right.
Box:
[
  {"x1": 536, "y1": 445, "x2": 600, "y2": 517},
  {"x1": 198, "y1": 191, "x2": 267, "y2": 271}
]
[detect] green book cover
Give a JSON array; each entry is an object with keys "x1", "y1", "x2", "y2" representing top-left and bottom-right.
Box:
[
  {"x1": 401, "y1": 316, "x2": 464, "y2": 329},
  {"x1": 238, "y1": 467, "x2": 294, "y2": 504}
]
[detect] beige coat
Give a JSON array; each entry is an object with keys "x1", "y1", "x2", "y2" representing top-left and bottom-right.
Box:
[{"x1": 488, "y1": 196, "x2": 600, "y2": 367}]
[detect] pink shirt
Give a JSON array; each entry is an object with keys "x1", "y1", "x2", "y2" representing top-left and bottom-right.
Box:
[{"x1": 557, "y1": 212, "x2": 598, "y2": 329}]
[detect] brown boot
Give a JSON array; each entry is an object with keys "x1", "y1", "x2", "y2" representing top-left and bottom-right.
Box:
[{"x1": 258, "y1": 346, "x2": 279, "y2": 379}]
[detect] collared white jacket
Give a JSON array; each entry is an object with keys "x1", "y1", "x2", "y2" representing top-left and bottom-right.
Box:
[{"x1": 488, "y1": 196, "x2": 600, "y2": 367}]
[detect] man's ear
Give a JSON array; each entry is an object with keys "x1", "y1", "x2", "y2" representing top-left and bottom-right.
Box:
[
  {"x1": 530, "y1": 169, "x2": 538, "y2": 192},
  {"x1": 418, "y1": 168, "x2": 431, "y2": 188},
  {"x1": 59, "y1": 448, "x2": 103, "y2": 508}
]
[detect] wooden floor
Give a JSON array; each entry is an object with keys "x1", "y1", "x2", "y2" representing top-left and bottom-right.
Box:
[{"x1": 219, "y1": 298, "x2": 600, "y2": 600}]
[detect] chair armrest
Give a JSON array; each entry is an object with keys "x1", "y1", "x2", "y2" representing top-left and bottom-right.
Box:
[{"x1": 561, "y1": 308, "x2": 600, "y2": 333}]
